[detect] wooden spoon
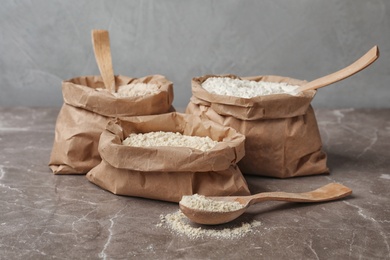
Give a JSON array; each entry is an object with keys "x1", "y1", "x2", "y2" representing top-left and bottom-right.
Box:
[
  {"x1": 179, "y1": 183, "x2": 352, "y2": 225},
  {"x1": 297, "y1": 45, "x2": 379, "y2": 92},
  {"x1": 92, "y1": 29, "x2": 116, "y2": 93}
]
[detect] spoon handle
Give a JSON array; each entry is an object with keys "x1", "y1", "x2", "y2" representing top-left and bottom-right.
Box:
[
  {"x1": 247, "y1": 183, "x2": 352, "y2": 205},
  {"x1": 92, "y1": 29, "x2": 116, "y2": 93},
  {"x1": 297, "y1": 45, "x2": 379, "y2": 92}
]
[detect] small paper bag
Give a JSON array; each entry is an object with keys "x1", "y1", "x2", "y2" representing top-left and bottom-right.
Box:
[
  {"x1": 186, "y1": 74, "x2": 329, "y2": 178},
  {"x1": 49, "y1": 74, "x2": 174, "y2": 174},
  {"x1": 86, "y1": 113, "x2": 250, "y2": 202}
]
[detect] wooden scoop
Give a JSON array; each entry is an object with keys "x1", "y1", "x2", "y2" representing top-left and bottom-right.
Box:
[
  {"x1": 297, "y1": 45, "x2": 379, "y2": 92},
  {"x1": 179, "y1": 183, "x2": 352, "y2": 225},
  {"x1": 92, "y1": 29, "x2": 116, "y2": 93}
]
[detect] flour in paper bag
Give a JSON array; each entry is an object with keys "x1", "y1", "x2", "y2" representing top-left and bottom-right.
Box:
[
  {"x1": 122, "y1": 131, "x2": 219, "y2": 152},
  {"x1": 96, "y1": 82, "x2": 161, "y2": 97},
  {"x1": 202, "y1": 77, "x2": 300, "y2": 98}
]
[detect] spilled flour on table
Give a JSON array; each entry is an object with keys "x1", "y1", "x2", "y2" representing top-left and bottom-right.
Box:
[
  {"x1": 380, "y1": 174, "x2": 390, "y2": 180},
  {"x1": 157, "y1": 211, "x2": 261, "y2": 239}
]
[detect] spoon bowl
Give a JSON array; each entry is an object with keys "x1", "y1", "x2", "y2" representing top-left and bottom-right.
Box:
[
  {"x1": 179, "y1": 200, "x2": 247, "y2": 225},
  {"x1": 179, "y1": 183, "x2": 352, "y2": 225}
]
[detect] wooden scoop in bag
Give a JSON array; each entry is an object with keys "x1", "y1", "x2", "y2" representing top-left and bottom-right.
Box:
[
  {"x1": 297, "y1": 45, "x2": 379, "y2": 92},
  {"x1": 92, "y1": 29, "x2": 116, "y2": 93}
]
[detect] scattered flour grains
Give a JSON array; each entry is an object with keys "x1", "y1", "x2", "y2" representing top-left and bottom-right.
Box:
[
  {"x1": 122, "y1": 131, "x2": 219, "y2": 152},
  {"x1": 202, "y1": 77, "x2": 300, "y2": 98},
  {"x1": 157, "y1": 211, "x2": 261, "y2": 239},
  {"x1": 180, "y1": 194, "x2": 245, "y2": 212}
]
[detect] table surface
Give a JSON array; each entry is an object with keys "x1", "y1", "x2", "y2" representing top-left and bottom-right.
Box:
[{"x1": 0, "y1": 107, "x2": 389, "y2": 260}]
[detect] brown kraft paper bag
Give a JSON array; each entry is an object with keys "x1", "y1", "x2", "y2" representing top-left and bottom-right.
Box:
[
  {"x1": 86, "y1": 112, "x2": 250, "y2": 202},
  {"x1": 186, "y1": 74, "x2": 329, "y2": 178},
  {"x1": 49, "y1": 74, "x2": 174, "y2": 175}
]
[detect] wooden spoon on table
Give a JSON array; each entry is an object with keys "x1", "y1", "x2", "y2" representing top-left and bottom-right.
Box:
[
  {"x1": 179, "y1": 183, "x2": 352, "y2": 225},
  {"x1": 92, "y1": 29, "x2": 116, "y2": 93},
  {"x1": 297, "y1": 45, "x2": 379, "y2": 92}
]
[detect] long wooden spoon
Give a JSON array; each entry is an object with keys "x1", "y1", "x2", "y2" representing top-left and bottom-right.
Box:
[
  {"x1": 297, "y1": 45, "x2": 379, "y2": 92},
  {"x1": 92, "y1": 29, "x2": 116, "y2": 93},
  {"x1": 179, "y1": 183, "x2": 352, "y2": 225}
]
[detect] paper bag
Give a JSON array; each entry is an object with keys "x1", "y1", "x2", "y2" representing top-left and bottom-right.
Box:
[
  {"x1": 186, "y1": 74, "x2": 329, "y2": 178},
  {"x1": 49, "y1": 74, "x2": 174, "y2": 174},
  {"x1": 86, "y1": 113, "x2": 250, "y2": 202}
]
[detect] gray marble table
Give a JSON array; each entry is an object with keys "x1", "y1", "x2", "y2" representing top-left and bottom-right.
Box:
[{"x1": 0, "y1": 107, "x2": 389, "y2": 259}]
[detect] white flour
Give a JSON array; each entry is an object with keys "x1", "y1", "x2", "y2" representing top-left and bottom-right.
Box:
[
  {"x1": 122, "y1": 131, "x2": 218, "y2": 151},
  {"x1": 157, "y1": 211, "x2": 261, "y2": 239},
  {"x1": 96, "y1": 83, "x2": 161, "y2": 97},
  {"x1": 180, "y1": 194, "x2": 245, "y2": 212},
  {"x1": 114, "y1": 83, "x2": 161, "y2": 97},
  {"x1": 202, "y1": 77, "x2": 300, "y2": 98}
]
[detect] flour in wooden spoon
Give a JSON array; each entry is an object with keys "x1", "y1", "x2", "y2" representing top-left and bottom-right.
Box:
[
  {"x1": 180, "y1": 194, "x2": 245, "y2": 212},
  {"x1": 202, "y1": 77, "x2": 300, "y2": 98}
]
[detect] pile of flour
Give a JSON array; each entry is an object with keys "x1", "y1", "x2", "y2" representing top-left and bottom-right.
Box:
[
  {"x1": 180, "y1": 194, "x2": 245, "y2": 212},
  {"x1": 157, "y1": 211, "x2": 261, "y2": 239},
  {"x1": 114, "y1": 83, "x2": 161, "y2": 97},
  {"x1": 122, "y1": 131, "x2": 218, "y2": 152},
  {"x1": 96, "y1": 83, "x2": 161, "y2": 97},
  {"x1": 202, "y1": 77, "x2": 300, "y2": 98}
]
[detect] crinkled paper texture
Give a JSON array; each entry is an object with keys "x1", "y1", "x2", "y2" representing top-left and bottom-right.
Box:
[
  {"x1": 86, "y1": 112, "x2": 250, "y2": 202},
  {"x1": 62, "y1": 74, "x2": 173, "y2": 117},
  {"x1": 187, "y1": 74, "x2": 329, "y2": 178},
  {"x1": 49, "y1": 74, "x2": 174, "y2": 175}
]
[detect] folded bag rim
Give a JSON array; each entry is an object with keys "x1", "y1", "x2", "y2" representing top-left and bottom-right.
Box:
[
  {"x1": 98, "y1": 112, "x2": 246, "y2": 173},
  {"x1": 191, "y1": 74, "x2": 317, "y2": 120},
  {"x1": 62, "y1": 74, "x2": 174, "y2": 117}
]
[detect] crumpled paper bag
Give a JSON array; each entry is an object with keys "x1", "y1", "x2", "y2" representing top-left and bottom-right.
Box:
[
  {"x1": 86, "y1": 112, "x2": 250, "y2": 202},
  {"x1": 49, "y1": 74, "x2": 174, "y2": 174},
  {"x1": 186, "y1": 74, "x2": 329, "y2": 178}
]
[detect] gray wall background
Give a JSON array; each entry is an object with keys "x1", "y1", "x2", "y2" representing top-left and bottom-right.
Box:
[{"x1": 1, "y1": 0, "x2": 389, "y2": 109}]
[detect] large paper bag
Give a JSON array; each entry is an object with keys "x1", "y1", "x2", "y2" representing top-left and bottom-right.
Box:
[
  {"x1": 86, "y1": 113, "x2": 250, "y2": 202},
  {"x1": 49, "y1": 74, "x2": 174, "y2": 174},
  {"x1": 186, "y1": 74, "x2": 329, "y2": 178}
]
